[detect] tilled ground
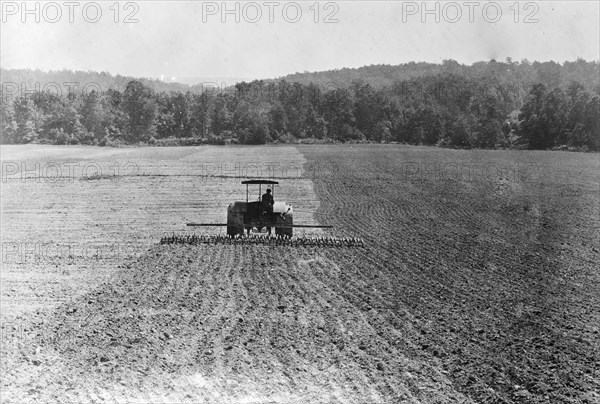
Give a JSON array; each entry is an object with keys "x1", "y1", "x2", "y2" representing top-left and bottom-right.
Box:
[
  {"x1": 2, "y1": 145, "x2": 599, "y2": 403},
  {"x1": 299, "y1": 145, "x2": 600, "y2": 403},
  {"x1": 2, "y1": 243, "x2": 467, "y2": 403},
  {"x1": 0, "y1": 145, "x2": 321, "y2": 316}
]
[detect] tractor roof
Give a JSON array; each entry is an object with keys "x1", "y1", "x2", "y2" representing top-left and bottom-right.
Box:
[{"x1": 241, "y1": 180, "x2": 279, "y2": 185}]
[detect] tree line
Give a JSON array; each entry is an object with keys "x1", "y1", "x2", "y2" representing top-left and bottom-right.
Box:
[
  {"x1": 284, "y1": 59, "x2": 600, "y2": 94},
  {"x1": 1, "y1": 66, "x2": 598, "y2": 150}
]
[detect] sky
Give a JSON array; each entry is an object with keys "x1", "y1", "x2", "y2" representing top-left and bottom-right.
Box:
[{"x1": 1, "y1": 1, "x2": 599, "y2": 82}]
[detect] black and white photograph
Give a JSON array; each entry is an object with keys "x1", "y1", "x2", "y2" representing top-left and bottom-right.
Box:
[{"x1": 1, "y1": 1, "x2": 599, "y2": 402}]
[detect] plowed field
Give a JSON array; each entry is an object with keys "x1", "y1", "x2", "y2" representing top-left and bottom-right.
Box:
[{"x1": 1, "y1": 144, "x2": 599, "y2": 403}]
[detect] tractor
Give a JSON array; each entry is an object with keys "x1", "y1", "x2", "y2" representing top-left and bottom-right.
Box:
[{"x1": 187, "y1": 179, "x2": 332, "y2": 237}]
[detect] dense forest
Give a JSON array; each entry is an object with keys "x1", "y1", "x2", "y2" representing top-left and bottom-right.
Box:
[
  {"x1": 1, "y1": 59, "x2": 598, "y2": 150},
  {"x1": 284, "y1": 59, "x2": 600, "y2": 92}
]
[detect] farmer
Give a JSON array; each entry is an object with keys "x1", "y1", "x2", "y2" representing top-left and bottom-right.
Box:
[
  {"x1": 261, "y1": 188, "x2": 275, "y2": 235},
  {"x1": 262, "y1": 188, "x2": 274, "y2": 214}
]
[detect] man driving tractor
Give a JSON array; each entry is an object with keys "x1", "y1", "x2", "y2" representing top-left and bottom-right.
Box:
[
  {"x1": 261, "y1": 188, "x2": 274, "y2": 234},
  {"x1": 262, "y1": 188, "x2": 274, "y2": 214}
]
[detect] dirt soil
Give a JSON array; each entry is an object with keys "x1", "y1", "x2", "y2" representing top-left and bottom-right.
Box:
[
  {"x1": 1, "y1": 144, "x2": 599, "y2": 403},
  {"x1": 0, "y1": 145, "x2": 321, "y2": 316},
  {"x1": 2, "y1": 243, "x2": 467, "y2": 403},
  {"x1": 298, "y1": 145, "x2": 600, "y2": 403}
]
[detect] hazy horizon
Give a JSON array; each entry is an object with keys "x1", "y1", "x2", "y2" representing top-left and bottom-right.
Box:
[
  {"x1": 2, "y1": 57, "x2": 599, "y2": 87},
  {"x1": 2, "y1": 1, "x2": 598, "y2": 82}
]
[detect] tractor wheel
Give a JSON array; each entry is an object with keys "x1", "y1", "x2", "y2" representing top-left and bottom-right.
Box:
[
  {"x1": 227, "y1": 226, "x2": 243, "y2": 236},
  {"x1": 227, "y1": 211, "x2": 243, "y2": 236},
  {"x1": 227, "y1": 225, "x2": 243, "y2": 236},
  {"x1": 275, "y1": 214, "x2": 293, "y2": 237}
]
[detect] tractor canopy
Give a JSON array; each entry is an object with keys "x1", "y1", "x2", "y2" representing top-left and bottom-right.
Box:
[
  {"x1": 241, "y1": 179, "x2": 278, "y2": 203},
  {"x1": 241, "y1": 180, "x2": 279, "y2": 185}
]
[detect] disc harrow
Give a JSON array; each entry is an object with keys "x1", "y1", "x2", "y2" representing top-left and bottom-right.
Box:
[{"x1": 160, "y1": 233, "x2": 365, "y2": 247}]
